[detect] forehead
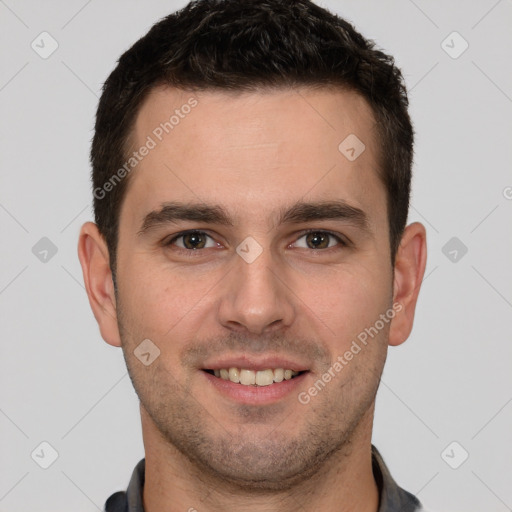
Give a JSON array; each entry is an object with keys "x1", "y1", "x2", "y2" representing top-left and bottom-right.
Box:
[{"x1": 121, "y1": 85, "x2": 385, "y2": 229}]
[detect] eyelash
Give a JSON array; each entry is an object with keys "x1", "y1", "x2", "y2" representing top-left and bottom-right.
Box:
[
  {"x1": 294, "y1": 229, "x2": 348, "y2": 249},
  {"x1": 164, "y1": 229, "x2": 348, "y2": 254}
]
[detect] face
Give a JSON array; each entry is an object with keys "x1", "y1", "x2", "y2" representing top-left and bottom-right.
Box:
[{"x1": 106, "y1": 86, "x2": 397, "y2": 488}]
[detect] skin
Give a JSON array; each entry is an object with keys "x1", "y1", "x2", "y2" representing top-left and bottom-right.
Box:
[{"x1": 78, "y1": 85, "x2": 427, "y2": 512}]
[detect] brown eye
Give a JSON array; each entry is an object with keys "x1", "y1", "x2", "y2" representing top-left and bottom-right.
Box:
[
  {"x1": 292, "y1": 231, "x2": 345, "y2": 250},
  {"x1": 305, "y1": 232, "x2": 330, "y2": 249},
  {"x1": 183, "y1": 232, "x2": 206, "y2": 249},
  {"x1": 170, "y1": 231, "x2": 215, "y2": 250}
]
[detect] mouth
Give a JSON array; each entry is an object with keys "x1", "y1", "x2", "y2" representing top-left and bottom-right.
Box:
[
  {"x1": 203, "y1": 368, "x2": 307, "y2": 386},
  {"x1": 200, "y1": 356, "x2": 311, "y2": 404}
]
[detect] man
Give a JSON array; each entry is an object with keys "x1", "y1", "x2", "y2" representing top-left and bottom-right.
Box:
[{"x1": 78, "y1": 0, "x2": 428, "y2": 510}]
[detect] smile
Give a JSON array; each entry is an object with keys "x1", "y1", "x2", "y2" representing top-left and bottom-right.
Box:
[{"x1": 204, "y1": 368, "x2": 304, "y2": 386}]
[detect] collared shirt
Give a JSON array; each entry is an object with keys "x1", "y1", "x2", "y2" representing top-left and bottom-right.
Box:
[{"x1": 104, "y1": 444, "x2": 423, "y2": 512}]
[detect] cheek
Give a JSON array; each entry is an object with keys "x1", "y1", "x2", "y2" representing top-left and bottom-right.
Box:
[
  {"x1": 118, "y1": 253, "x2": 218, "y2": 341},
  {"x1": 297, "y1": 263, "x2": 392, "y2": 343}
]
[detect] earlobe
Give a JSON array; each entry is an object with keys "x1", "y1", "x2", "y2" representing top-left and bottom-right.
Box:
[
  {"x1": 388, "y1": 222, "x2": 427, "y2": 347},
  {"x1": 77, "y1": 222, "x2": 122, "y2": 347}
]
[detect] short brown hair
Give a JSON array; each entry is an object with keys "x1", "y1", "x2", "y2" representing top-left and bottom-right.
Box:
[{"x1": 91, "y1": 0, "x2": 414, "y2": 275}]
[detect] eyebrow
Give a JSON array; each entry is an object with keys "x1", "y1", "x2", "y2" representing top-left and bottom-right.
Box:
[
  {"x1": 137, "y1": 200, "x2": 370, "y2": 236},
  {"x1": 137, "y1": 203, "x2": 233, "y2": 236},
  {"x1": 278, "y1": 200, "x2": 370, "y2": 231}
]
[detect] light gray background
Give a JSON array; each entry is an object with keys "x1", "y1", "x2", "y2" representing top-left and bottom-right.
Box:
[{"x1": 1, "y1": 1, "x2": 511, "y2": 511}]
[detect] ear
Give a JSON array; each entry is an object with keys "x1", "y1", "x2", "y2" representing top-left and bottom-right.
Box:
[
  {"x1": 77, "y1": 222, "x2": 122, "y2": 347},
  {"x1": 388, "y1": 222, "x2": 427, "y2": 347}
]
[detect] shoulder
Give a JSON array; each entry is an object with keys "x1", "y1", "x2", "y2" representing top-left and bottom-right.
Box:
[
  {"x1": 103, "y1": 458, "x2": 145, "y2": 512},
  {"x1": 104, "y1": 490, "x2": 128, "y2": 512}
]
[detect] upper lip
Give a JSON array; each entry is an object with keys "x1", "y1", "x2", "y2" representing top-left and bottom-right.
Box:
[{"x1": 202, "y1": 355, "x2": 310, "y2": 372}]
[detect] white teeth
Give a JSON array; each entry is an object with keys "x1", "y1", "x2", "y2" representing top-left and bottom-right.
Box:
[
  {"x1": 274, "y1": 368, "x2": 284, "y2": 382},
  {"x1": 255, "y1": 369, "x2": 274, "y2": 386},
  {"x1": 211, "y1": 368, "x2": 302, "y2": 386},
  {"x1": 228, "y1": 367, "x2": 240, "y2": 383},
  {"x1": 239, "y1": 369, "x2": 256, "y2": 385}
]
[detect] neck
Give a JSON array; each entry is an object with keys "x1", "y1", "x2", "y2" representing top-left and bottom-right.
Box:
[{"x1": 141, "y1": 405, "x2": 379, "y2": 512}]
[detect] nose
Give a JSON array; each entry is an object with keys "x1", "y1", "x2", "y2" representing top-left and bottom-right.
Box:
[{"x1": 217, "y1": 246, "x2": 296, "y2": 335}]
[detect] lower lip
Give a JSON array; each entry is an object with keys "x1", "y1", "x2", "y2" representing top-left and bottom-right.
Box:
[{"x1": 201, "y1": 370, "x2": 308, "y2": 405}]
